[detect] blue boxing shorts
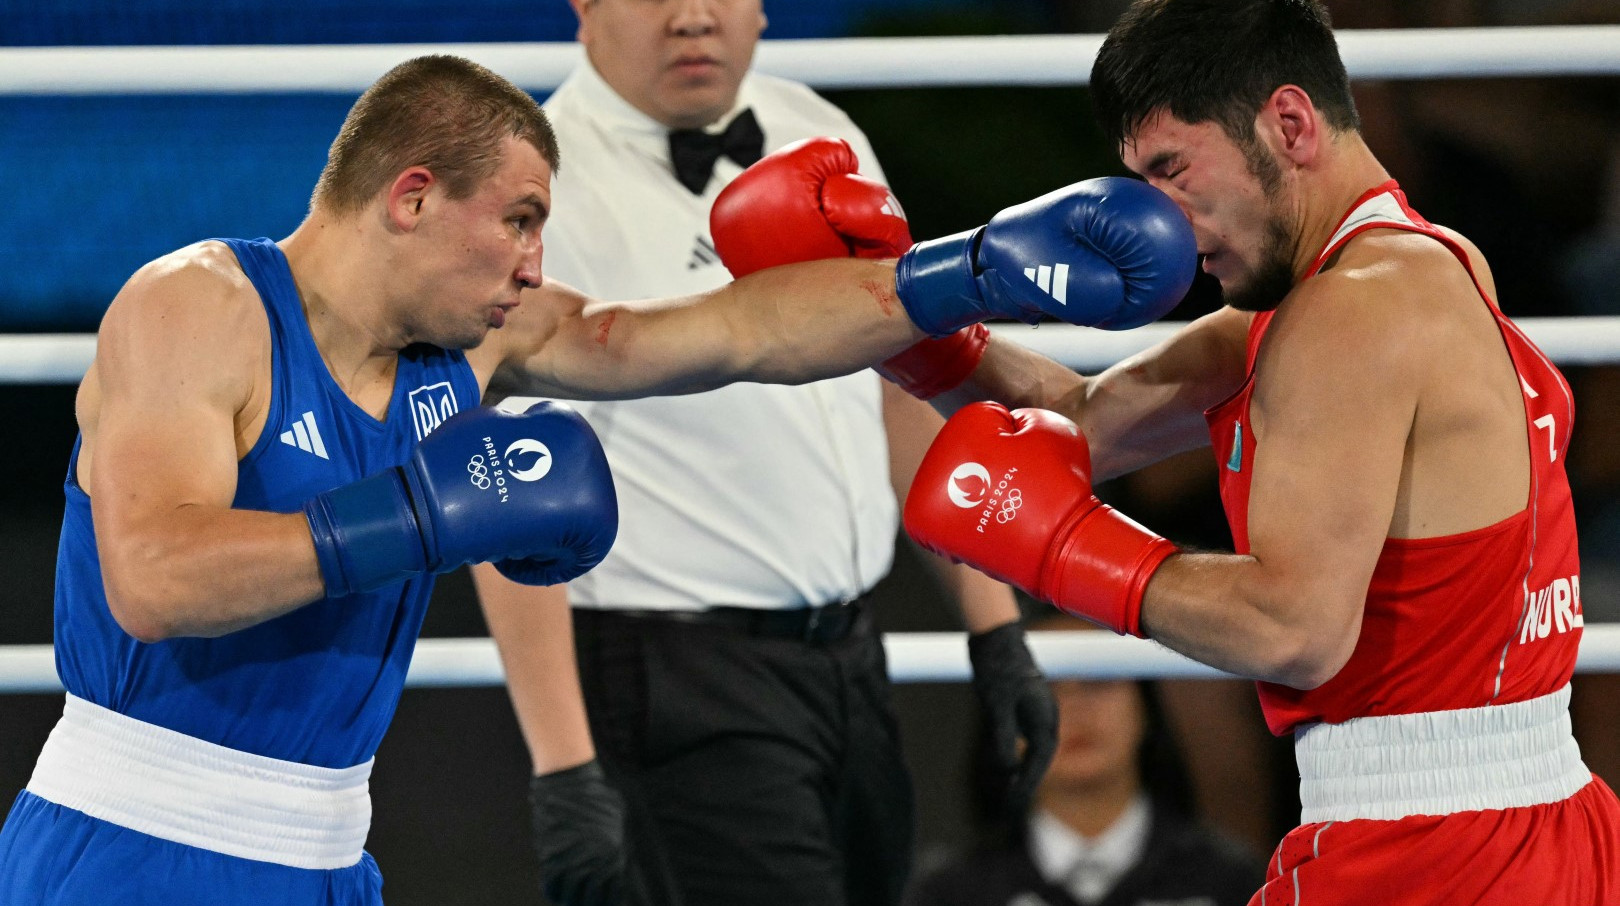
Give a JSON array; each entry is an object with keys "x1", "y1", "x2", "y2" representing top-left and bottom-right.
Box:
[{"x1": 0, "y1": 695, "x2": 384, "y2": 905}]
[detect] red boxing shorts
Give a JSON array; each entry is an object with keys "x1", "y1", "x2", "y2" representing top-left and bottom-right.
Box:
[
  {"x1": 1251, "y1": 687, "x2": 1620, "y2": 905},
  {"x1": 1253, "y1": 778, "x2": 1620, "y2": 905}
]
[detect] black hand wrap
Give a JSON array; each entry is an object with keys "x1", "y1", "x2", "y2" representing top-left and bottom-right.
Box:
[
  {"x1": 529, "y1": 759, "x2": 628, "y2": 906},
  {"x1": 968, "y1": 622, "x2": 1059, "y2": 817}
]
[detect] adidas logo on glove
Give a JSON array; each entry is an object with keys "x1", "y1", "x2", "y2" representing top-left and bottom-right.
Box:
[{"x1": 1023, "y1": 263, "x2": 1071, "y2": 304}]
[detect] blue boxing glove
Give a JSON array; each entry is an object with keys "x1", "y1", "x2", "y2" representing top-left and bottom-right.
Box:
[
  {"x1": 302, "y1": 402, "x2": 617, "y2": 596},
  {"x1": 896, "y1": 176, "x2": 1196, "y2": 336}
]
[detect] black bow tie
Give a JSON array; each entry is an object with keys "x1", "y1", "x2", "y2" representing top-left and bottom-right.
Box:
[{"x1": 668, "y1": 108, "x2": 765, "y2": 195}]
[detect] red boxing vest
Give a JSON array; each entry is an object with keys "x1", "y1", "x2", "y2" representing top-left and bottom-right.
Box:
[{"x1": 1205, "y1": 181, "x2": 1583, "y2": 735}]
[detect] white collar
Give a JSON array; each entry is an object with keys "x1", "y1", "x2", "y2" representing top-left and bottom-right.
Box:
[{"x1": 1028, "y1": 795, "x2": 1152, "y2": 904}]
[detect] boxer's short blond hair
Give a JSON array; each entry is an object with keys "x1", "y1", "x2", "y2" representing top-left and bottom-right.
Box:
[{"x1": 312, "y1": 54, "x2": 559, "y2": 215}]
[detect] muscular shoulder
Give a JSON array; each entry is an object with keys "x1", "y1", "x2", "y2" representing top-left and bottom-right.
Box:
[
  {"x1": 1279, "y1": 229, "x2": 1477, "y2": 359},
  {"x1": 1333, "y1": 226, "x2": 1479, "y2": 286},
  {"x1": 111, "y1": 240, "x2": 264, "y2": 327},
  {"x1": 96, "y1": 241, "x2": 268, "y2": 397}
]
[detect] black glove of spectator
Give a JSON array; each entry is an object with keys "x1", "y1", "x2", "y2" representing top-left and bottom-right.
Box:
[
  {"x1": 529, "y1": 759, "x2": 627, "y2": 906},
  {"x1": 968, "y1": 622, "x2": 1059, "y2": 817}
]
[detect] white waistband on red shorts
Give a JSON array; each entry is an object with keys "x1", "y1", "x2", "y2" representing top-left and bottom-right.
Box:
[
  {"x1": 26, "y1": 693, "x2": 372, "y2": 869},
  {"x1": 1294, "y1": 685, "x2": 1591, "y2": 823}
]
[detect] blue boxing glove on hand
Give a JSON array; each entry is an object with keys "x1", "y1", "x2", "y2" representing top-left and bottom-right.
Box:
[
  {"x1": 302, "y1": 401, "x2": 618, "y2": 596},
  {"x1": 896, "y1": 176, "x2": 1197, "y2": 335}
]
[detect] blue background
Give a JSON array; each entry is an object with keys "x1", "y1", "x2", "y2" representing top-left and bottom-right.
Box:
[{"x1": 0, "y1": 0, "x2": 1026, "y2": 331}]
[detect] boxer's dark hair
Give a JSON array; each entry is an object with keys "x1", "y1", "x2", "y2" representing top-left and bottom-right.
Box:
[
  {"x1": 314, "y1": 54, "x2": 559, "y2": 215},
  {"x1": 1092, "y1": 0, "x2": 1360, "y2": 155}
]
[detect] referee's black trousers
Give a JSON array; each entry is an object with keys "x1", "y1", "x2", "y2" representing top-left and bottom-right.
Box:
[{"x1": 573, "y1": 606, "x2": 915, "y2": 906}]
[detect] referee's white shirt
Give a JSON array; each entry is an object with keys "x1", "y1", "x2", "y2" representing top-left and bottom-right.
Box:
[{"x1": 508, "y1": 59, "x2": 898, "y2": 612}]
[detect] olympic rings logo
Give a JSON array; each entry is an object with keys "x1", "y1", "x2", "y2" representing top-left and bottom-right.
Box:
[
  {"x1": 995, "y1": 488, "x2": 1023, "y2": 523},
  {"x1": 467, "y1": 455, "x2": 492, "y2": 490}
]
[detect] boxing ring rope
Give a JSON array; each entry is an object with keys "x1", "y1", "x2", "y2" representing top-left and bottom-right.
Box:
[
  {"x1": 3, "y1": 627, "x2": 1620, "y2": 694},
  {"x1": 1, "y1": 26, "x2": 1617, "y2": 693},
  {"x1": 2, "y1": 26, "x2": 1619, "y2": 94},
  {"x1": 7, "y1": 318, "x2": 1620, "y2": 384}
]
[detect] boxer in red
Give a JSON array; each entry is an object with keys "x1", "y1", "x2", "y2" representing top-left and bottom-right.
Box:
[
  {"x1": 904, "y1": 2, "x2": 1620, "y2": 902},
  {"x1": 712, "y1": 2, "x2": 1620, "y2": 903}
]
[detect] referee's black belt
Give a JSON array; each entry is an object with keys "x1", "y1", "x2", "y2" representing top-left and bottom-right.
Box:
[{"x1": 602, "y1": 595, "x2": 868, "y2": 644}]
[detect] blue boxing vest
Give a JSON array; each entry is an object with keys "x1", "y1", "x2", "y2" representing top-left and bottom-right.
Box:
[{"x1": 51, "y1": 237, "x2": 482, "y2": 768}]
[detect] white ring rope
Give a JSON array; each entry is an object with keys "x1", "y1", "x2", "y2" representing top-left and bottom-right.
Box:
[
  {"x1": 6, "y1": 318, "x2": 1620, "y2": 385},
  {"x1": 2, "y1": 627, "x2": 1620, "y2": 693},
  {"x1": 0, "y1": 335, "x2": 96, "y2": 385},
  {"x1": 1, "y1": 26, "x2": 1618, "y2": 96},
  {"x1": 988, "y1": 317, "x2": 1620, "y2": 372}
]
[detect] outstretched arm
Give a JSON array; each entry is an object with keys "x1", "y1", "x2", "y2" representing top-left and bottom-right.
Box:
[
  {"x1": 477, "y1": 162, "x2": 1199, "y2": 408},
  {"x1": 929, "y1": 305, "x2": 1252, "y2": 481},
  {"x1": 690, "y1": 138, "x2": 1220, "y2": 483},
  {"x1": 480, "y1": 258, "x2": 926, "y2": 402}
]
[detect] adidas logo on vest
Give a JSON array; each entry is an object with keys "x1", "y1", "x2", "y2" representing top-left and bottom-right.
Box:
[{"x1": 280, "y1": 411, "x2": 329, "y2": 460}]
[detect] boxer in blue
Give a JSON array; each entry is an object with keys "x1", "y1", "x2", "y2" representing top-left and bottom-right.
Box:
[{"x1": 0, "y1": 54, "x2": 1197, "y2": 905}]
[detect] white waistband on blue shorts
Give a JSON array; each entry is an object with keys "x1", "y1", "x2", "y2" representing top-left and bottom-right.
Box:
[
  {"x1": 26, "y1": 693, "x2": 372, "y2": 870},
  {"x1": 1295, "y1": 685, "x2": 1591, "y2": 823}
]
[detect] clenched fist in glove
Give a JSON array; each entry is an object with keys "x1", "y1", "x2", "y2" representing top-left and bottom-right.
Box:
[
  {"x1": 895, "y1": 177, "x2": 1197, "y2": 336},
  {"x1": 709, "y1": 136, "x2": 990, "y2": 400},
  {"x1": 903, "y1": 402, "x2": 1177, "y2": 637},
  {"x1": 710, "y1": 136, "x2": 911, "y2": 273},
  {"x1": 303, "y1": 401, "x2": 617, "y2": 596}
]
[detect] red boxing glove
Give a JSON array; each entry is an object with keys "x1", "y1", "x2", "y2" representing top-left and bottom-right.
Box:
[
  {"x1": 873, "y1": 324, "x2": 989, "y2": 400},
  {"x1": 902, "y1": 402, "x2": 1176, "y2": 637},
  {"x1": 710, "y1": 136, "x2": 984, "y2": 398},
  {"x1": 710, "y1": 136, "x2": 911, "y2": 277}
]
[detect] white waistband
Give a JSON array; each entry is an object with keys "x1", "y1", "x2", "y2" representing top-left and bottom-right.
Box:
[
  {"x1": 27, "y1": 694, "x2": 372, "y2": 869},
  {"x1": 1295, "y1": 685, "x2": 1590, "y2": 823}
]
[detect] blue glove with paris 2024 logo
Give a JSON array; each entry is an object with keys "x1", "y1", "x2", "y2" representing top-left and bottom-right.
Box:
[{"x1": 303, "y1": 401, "x2": 618, "y2": 596}]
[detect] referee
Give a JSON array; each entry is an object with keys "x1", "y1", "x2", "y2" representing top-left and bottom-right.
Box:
[{"x1": 471, "y1": 1, "x2": 1058, "y2": 905}]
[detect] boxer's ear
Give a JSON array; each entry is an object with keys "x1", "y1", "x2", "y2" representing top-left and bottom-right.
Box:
[
  {"x1": 1260, "y1": 85, "x2": 1321, "y2": 169},
  {"x1": 384, "y1": 168, "x2": 435, "y2": 231}
]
